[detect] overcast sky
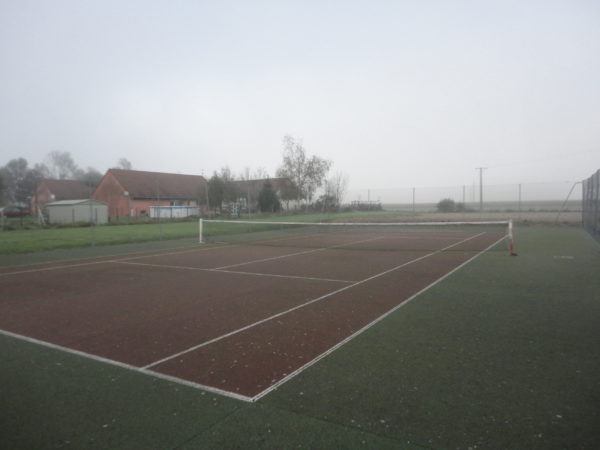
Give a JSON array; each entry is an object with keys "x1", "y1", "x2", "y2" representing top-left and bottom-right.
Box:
[{"x1": 1, "y1": 0, "x2": 599, "y2": 201}]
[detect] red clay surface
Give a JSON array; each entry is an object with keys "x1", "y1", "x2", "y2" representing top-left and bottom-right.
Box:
[{"x1": 0, "y1": 230, "x2": 505, "y2": 399}]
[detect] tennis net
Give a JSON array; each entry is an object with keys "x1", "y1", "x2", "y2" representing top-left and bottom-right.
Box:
[{"x1": 199, "y1": 219, "x2": 515, "y2": 254}]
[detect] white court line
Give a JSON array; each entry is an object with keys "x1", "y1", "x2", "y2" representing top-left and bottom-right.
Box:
[
  {"x1": 0, "y1": 231, "x2": 504, "y2": 404},
  {"x1": 0, "y1": 328, "x2": 253, "y2": 402},
  {"x1": 251, "y1": 233, "x2": 508, "y2": 402},
  {"x1": 214, "y1": 236, "x2": 385, "y2": 270},
  {"x1": 114, "y1": 260, "x2": 355, "y2": 284},
  {"x1": 142, "y1": 232, "x2": 487, "y2": 370},
  {"x1": 0, "y1": 241, "x2": 206, "y2": 270},
  {"x1": 215, "y1": 268, "x2": 355, "y2": 283},
  {"x1": 0, "y1": 229, "x2": 350, "y2": 277},
  {"x1": 0, "y1": 259, "x2": 119, "y2": 277},
  {"x1": 0, "y1": 243, "x2": 228, "y2": 278}
]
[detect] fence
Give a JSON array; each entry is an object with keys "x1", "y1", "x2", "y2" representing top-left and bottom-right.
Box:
[
  {"x1": 149, "y1": 206, "x2": 199, "y2": 219},
  {"x1": 347, "y1": 181, "x2": 583, "y2": 213},
  {"x1": 583, "y1": 170, "x2": 600, "y2": 241}
]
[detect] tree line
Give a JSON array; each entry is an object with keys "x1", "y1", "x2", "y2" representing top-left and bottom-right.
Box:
[
  {"x1": 1, "y1": 135, "x2": 349, "y2": 212},
  {"x1": 0, "y1": 152, "x2": 132, "y2": 205},
  {"x1": 201, "y1": 135, "x2": 348, "y2": 213}
]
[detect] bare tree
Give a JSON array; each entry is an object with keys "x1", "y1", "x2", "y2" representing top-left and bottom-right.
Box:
[
  {"x1": 0, "y1": 158, "x2": 48, "y2": 204},
  {"x1": 0, "y1": 172, "x2": 5, "y2": 204},
  {"x1": 240, "y1": 167, "x2": 251, "y2": 181},
  {"x1": 78, "y1": 167, "x2": 103, "y2": 187},
  {"x1": 240, "y1": 166, "x2": 270, "y2": 181},
  {"x1": 33, "y1": 163, "x2": 51, "y2": 179},
  {"x1": 325, "y1": 172, "x2": 349, "y2": 208},
  {"x1": 276, "y1": 135, "x2": 331, "y2": 206},
  {"x1": 116, "y1": 158, "x2": 133, "y2": 170},
  {"x1": 0, "y1": 158, "x2": 28, "y2": 203},
  {"x1": 304, "y1": 155, "x2": 332, "y2": 204},
  {"x1": 252, "y1": 167, "x2": 269, "y2": 180},
  {"x1": 278, "y1": 179, "x2": 301, "y2": 210},
  {"x1": 46, "y1": 151, "x2": 82, "y2": 180},
  {"x1": 219, "y1": 166, "x2": 241, "y2": 203}
]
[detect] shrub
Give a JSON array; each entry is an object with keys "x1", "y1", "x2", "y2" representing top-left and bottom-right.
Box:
[{"x1": 437, "y1": 198, "x2": 457, "y2": 213}]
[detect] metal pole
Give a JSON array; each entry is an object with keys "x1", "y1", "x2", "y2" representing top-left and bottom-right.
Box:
[
  {"x1": 476, "y1": 167, "x2": 487, "y2": 212},
  {"x1": 156, "y1": 179, "x2": 162, "y2": 241},
  {"x1": 89, "y1": 183, "x2": 95, "y2": 246},
  {"x1": 248, "y1": 184, "x2": 251, "y2": 219},
  {"x1": 412, "y1": 187, "x2": 415, "y2": 214},
  {"x1": 205, "y1": 182, "x2": 211, "y2": 218},
  {"x1": 518, "y1": 183, "x2": 522, "y2": 219}
]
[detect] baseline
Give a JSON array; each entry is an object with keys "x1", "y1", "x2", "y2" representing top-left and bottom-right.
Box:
[{"x1": 0, "y1": 328, "x2": 253, "y2": 402}]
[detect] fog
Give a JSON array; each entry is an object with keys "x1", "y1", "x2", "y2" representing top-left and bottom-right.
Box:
[{"x1": 1, "y1": 1, "x2": 598, "y2": 202}]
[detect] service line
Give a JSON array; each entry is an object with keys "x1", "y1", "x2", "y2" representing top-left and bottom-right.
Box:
[{"x1": 143, "y1": 232, "x2": 487, "y2": 370}]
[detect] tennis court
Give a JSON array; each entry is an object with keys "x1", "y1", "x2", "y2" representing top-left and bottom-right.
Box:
[{"x1": 0, "y1": 221, "x2": 510, "y2": 401}]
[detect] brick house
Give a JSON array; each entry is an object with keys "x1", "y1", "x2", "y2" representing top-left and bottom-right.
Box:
[
  {"x1": 31, "y1": 179, "x2": 90, "y2": 214},
  {"x1": 93, "y1": 169, "x2": 207, "y2": 218}
]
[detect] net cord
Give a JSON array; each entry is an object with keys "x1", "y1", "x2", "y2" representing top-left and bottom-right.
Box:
[
  {"x1": 200, "y1": 219, "x2": 510, "y2": 226},
  {"x1": 199, "y1": 218, "x2": 515, "y2": 255}
]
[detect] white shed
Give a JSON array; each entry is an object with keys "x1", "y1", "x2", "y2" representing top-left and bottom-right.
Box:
[{"x1": 46, "y1": 199, "x2": 109, "y2": 224}]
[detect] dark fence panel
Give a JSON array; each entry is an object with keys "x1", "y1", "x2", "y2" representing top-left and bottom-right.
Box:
[{"x1": 582, "y1": 169, "x2": 600, "y2": 241}]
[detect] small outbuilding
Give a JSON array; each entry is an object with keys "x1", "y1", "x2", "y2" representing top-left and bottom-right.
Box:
[
  {"x1": 31, "y1": 179, "x2": 90, "y2": 214},
  {"x1": 46, "y1": 199, "x2": 108, "y2": 225}
]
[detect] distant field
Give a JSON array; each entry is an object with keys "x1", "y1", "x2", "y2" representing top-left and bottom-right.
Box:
[
  {"x1": 0, "y1": 208, "x2": 581, "y2": 256},
  {"x1": 0, "y1": 211, "x2": 397, "y2": 255},
  {"x1": 386, "y1": 200, "x2": 582, "y2": 213},
  {"x1": 389, "y1": 211, "x2": 582, "y2": 225}
]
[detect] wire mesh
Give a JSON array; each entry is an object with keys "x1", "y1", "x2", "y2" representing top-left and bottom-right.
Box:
[{"x1": 583, "y1": 170, "x2": 600, "y2": 241}]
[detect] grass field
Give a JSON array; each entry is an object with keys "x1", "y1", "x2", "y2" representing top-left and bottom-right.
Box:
[
  {"x1": 0, "y1": 209, "x2": 580, "y2": 256},
  {"x1": 0, "y1": 211, "x2": 399, "y2": 255},
  {"x1": 1, "y1": 224, "x2": 598, "y2": 449}
]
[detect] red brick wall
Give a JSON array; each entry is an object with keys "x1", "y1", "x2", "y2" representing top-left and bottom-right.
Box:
[
  {"x1": 31, "y1": 184, "x2": 54, "y2": 212},
  {"x1": 93, "y1": 173, "x2": 131, "y2": 218},
  {"x1": 94, "y1": 174, "x2": 200, "y2": 218}
]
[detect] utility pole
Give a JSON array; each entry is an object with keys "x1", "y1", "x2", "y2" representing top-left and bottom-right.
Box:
[
  {"x1": 476, "y1": 167, "x2": 487, "y2": 212},
  {"x1": 518, "y1": 183, "x2": 522, "y2": 219},
  {"x1": 88, "y1": 182, "x2": 95, "y2": 246}
]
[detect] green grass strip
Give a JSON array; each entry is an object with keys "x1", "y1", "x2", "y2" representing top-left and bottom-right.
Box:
[
  {"x1": 263, "y1": 225, "x2": 600, "y2": 449},
  {"x1": 0, "y1": 211, "x2": 398, "y2": 255}
]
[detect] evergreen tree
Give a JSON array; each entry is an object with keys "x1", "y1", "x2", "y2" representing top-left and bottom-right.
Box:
[{"x1": 258, "y1": 180, "x2": 281, "y2": 213}]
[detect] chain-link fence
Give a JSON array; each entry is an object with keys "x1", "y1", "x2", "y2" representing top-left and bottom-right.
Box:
[
  {"x1": 348, "y1": 181, "x2": 582, "y2": 213},
  {"x1": 583, "y1": 170, "x2": 599, "y2": 241}
]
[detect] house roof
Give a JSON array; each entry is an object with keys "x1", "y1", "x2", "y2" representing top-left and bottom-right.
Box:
[
  {"x1": 47, "y1": 199, "x2": 107, "y2": 206},
  {"x1": 39, "y1": 179, "x2": 90, "y2": 200},
  {"x1": 105, "y1": 169, "x2": 207, "y2": 199}
]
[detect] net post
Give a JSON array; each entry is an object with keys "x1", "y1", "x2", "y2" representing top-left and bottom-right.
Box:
[
  {"x1": 199, "y1": 218, "x2": 203, "y2": 244},
  {"x1": 508, "y1": 219, "x2": 517, "y2": 256}
]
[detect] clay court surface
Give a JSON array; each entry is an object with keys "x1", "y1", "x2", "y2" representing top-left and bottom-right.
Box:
[{"x1": 0, "y1": 229, "x2": 506, "y2": 401}]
